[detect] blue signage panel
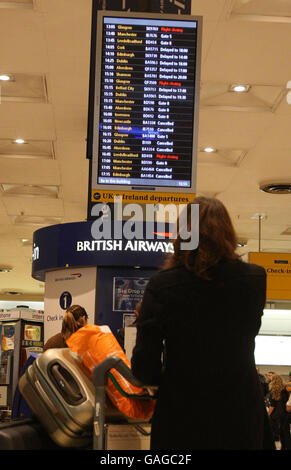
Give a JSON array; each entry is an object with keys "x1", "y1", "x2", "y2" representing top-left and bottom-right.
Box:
[
  {"x1": 59, "y1": 292, "x2": 72, "y2": 310},
  {"x1": 32, "y1": 224, "x2": 59, "y2": 278},
  {"x1": 32, "y1": 220, "x2": 174, "y2": 281}
]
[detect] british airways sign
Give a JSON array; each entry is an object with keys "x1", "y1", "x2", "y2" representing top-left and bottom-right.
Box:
[{"x1": 32, "y1": 220, "x2": 174, "y2": 281}]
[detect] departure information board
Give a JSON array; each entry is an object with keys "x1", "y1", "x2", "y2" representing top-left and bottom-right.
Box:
[{"x1": 90, "y1": 11, "x2": 202, "y2": 193}]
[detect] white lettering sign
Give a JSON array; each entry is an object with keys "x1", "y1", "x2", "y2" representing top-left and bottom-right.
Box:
[{"x1": 76, "y1": 239, "x2": 174, "y2": 253}]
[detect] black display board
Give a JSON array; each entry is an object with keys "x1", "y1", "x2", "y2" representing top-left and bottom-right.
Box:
[
  {"x1": 86, "y1": 1, "x2": 199, "y2": 218},
  {"x1": 94, "y1": 1, "x2": 191, "y2": 18}
]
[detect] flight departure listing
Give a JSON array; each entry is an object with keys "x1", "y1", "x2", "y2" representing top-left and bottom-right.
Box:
[{"x1": 97, "y1": 16, "x2": 198, "y2": 188}]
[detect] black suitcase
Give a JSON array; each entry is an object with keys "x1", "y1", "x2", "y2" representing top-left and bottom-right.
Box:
[
  {"x1": 18, "y1": 348, "x2": 95, "y2": 448},
  {"x1": 0, "y1": 419, "x2": 60, "y2": 450}
]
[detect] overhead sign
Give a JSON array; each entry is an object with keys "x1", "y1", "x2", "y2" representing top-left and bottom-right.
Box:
[
  {"x1": 91, "y1": 189, "x2": 196, "y2": 204},
  {"x1": 90, "y1": 11, "x2": 201, "y2": 191},
  {"x1": 87, "y1": 8, "x2": 201, "y2": 216},
  {"x1": 32, "y1": 221, "x2": 174, "y2": 281},
  {"x1": 249, "y1": 252, "x2": 291, "y2": 300}
]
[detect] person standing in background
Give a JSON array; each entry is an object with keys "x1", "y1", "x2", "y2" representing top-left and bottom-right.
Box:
[
  {"x1": 257, "y1": 367, "x2": 269, "y2": 399},
  {"x1": 266, "y1": 371, "x2": 275, "y2": 388},
  {"x1": 43, "y1": 305, "x2": 88, "y2": 351},
  {"x1": 267, "y1": 374, "x2": 290, "y2": 450},
  {"x1": 131, "y1": 197, "x2": 274, "y2": 450}
]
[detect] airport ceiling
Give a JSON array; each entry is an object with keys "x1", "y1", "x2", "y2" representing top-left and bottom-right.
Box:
[{"x1": 0, "y1": 0, "x2": 291, "y2": 300}]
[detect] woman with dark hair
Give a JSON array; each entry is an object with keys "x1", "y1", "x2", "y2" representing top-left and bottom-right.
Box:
[
  {"x1": 131, "y1": 197, "x2": 274, "y2": 450},
  {"x1": 43, "y1": 305, "x2": 88, "y2": 351}
]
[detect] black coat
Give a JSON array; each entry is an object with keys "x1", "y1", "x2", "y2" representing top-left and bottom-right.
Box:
[{"x1": 131, "y1": 259, "x2": 275, "y2": 450}]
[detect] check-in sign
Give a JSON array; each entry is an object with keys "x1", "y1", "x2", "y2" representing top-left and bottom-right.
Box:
[{"x1": 249, "y1": 252, "x2": 291, "y2": 300}]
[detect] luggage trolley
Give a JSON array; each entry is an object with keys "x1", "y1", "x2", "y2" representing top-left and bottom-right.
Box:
[
  {"x1": 92, "y1": 356, "x2": 155, "y2": 450},
  {"x1": 1, "y1": 349, "x2": 155, "y2": 450}
]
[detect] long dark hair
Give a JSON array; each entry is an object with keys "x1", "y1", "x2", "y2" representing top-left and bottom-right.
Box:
[
  {"x1": 61, "y1": 305, "x2": 88, "y2": 340},
  {"x1": 163, "y1": 197, "x2": 239, "y2": 279}
]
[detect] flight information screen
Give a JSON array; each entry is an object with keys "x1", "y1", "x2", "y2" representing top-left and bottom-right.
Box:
[{"x1": 94, "y1": 14, "x2": 201, "y2": 189}]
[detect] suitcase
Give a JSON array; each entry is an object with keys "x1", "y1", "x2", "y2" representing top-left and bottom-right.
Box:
[
  {"x1": 18, "y1": 348, "x2": 95, "y2": 448},
  {"x1": 0, "y1": 419, "x2": 60, "y2": 450}
]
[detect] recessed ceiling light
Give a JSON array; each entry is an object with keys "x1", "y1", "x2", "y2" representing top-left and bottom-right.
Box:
[
  {"x1": 14, "y1": 139, "x2": 26, "y2": 144},
  {"x1": 251, "y1": 213, "x2": 267, "y2": 220},
  {"x1": 203, "y1": 147, "x2": 216, "y2": 153},
  {"x1": 0, "y1": 267, "x2": 12, "y2": 273},
  {"x1": 233, "y1": 85, "x2": 247, "y2": 92},
  {"x1": 3, "y1": 291, "x2": 21, "y2": 296},
  {"x1": 21, "y1": 238, "x2": 32, "y2": 246},
  {"x1": 0, "y1": 74, "x2": 10, "y2": 81},
  {"x1": 237, "y1": 241, "x2": 248, "y2": 248},
  {"x1": 230, "y1": 84, "x2": 250, "y2": 93},
  {"x1": 260, "y1": 183, "x2": 291, "y2": 194},
  {"x1": 14, "y1": 215, "x2": 62, "y2": 226}
]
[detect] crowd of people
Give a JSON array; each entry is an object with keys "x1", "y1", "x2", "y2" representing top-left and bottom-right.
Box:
[{"x1": 257, "y1": 369, "x2": 291, "y2": 449}]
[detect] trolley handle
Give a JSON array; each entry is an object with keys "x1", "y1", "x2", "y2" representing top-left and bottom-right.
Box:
[
  {"x1": 92, "y1": 356, "x2": 144, "y2": 388},
  {"x1": 92, "y1": 357, "x2": 154, "y2": 451}
]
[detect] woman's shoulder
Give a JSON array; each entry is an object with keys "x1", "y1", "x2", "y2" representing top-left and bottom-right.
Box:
[
  {"x1": 199, "y1": 256, "x2": 263, "y2": 276},
  {"x1": 146, "y1": 264, "x2": 192, "y2": 290},
  {"x1": 230, "y1": 258, "x2": 266, "y2": 278},
  {"x1": 146, "y1": 258, "x2": 266, "y2": 291},
  {"x1": 158, "y1": 259, "x2": 265, "y2": 284}
]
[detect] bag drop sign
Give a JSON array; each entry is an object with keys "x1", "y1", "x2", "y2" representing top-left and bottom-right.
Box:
[{"x1": 113, "y1": 277, "x2": 149, "y2": 312}]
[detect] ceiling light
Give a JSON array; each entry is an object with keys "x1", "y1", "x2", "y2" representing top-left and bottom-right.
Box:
[
  {"x1": 0, "y1": 74, "x2": 10, "y2": 81},
  {"x1": 260, "y1": 183, "x2": 291, "y2": 194},
  {"x1": 1, "y1": 184, "x2": 59, "y2": 199},
  {"x1": 14, "y1": 139, "x2": 26, "y2": 144},
  {"x1": 229, "y1": 84, "x2": 250, "y2": 93},
  {"x1": 0, "y1": 267, "x2": 12, "y2": 273},
  {"x1": 2, "y1": 291, "x2": 21, "y2": 296},
  {"x1": 233, "y1": 85, "x2": 247, "y2": 92},
  {"x1": 21, "y1": 238, "x2": 32, "y2": 246},
  {"x1": 203, "y1": 147, "x2": 216, "y2": 153},
  {"x1": 251, "y1": 213, "x2": 267, "y2": 220},
  {"x1": 14, "y1": 215, "x2": 62, "y2": 226},
  {"x1": 237, "y1": 241, "x2": 248, "y2": 248}
]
